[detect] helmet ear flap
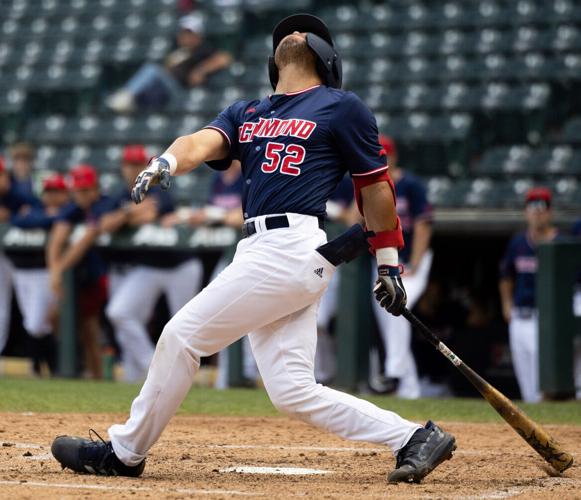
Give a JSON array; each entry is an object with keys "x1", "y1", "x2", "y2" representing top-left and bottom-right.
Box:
[{"x1": 268, "y1": 56, "x2": 279, "y2": 90}]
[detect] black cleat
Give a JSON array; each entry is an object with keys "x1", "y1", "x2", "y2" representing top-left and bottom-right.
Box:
[
  {"x1": 388, "y1": 421, "x2": 456, "y2": 484},
  {"x1": 51, "y1": 430, "x2": 145, "y2": 477}
]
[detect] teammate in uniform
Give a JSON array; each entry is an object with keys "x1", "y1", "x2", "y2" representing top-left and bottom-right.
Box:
[
  {"x1": 47, "y1": 164, "x2": 110, "y2": 379},
  {"x1": 499, "y1": 187, "x2": 558, "y2": 402},
  {"x1": 0, "y1": 156, "x2": 39, "y2": 356},
  {"x1": 52, "y1": 15, "x2": 456, "y2": 484},
  {"x1": 371, "y1": 135, "x2": 433, "y2": 399},
  {"x1": 100, "y1": 145, "x2": 203, "y2": 382},
  {"x1": 5, "y1": 173, "x2": 69, "y2": 375}
]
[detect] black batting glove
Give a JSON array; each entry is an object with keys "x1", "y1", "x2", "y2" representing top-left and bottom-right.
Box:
[
  {"x1": 131, "y1": 157, "x2": 172, "y2": 204},
  {"x1": 373, "y1": 265, "x2": 407, "y2": 316}
]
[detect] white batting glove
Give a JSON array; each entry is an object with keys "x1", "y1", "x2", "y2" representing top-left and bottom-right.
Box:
[{"x1": 131, "y1": 157, "x2": 172, "y2": 204}]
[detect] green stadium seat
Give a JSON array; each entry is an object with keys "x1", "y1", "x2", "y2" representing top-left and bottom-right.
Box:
[{"x1": 561, "y1": 117, "x2": 581, "y2": 144}]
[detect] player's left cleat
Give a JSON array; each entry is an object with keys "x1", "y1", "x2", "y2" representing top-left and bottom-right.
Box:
[
  {"x1": 388, "y1": 420, "x2": 456, "y2": 484},
  {"x1": 51, "y1": 430, "x2": 145, "y2": 477}
]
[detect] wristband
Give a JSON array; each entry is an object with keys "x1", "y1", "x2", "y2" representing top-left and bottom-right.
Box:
[
  {"x1": 376, "y1": 247, "x2": 399, "y2": 267},
  {"x1": 159, "y1": 153, "x2": 178, "y2": 175}
]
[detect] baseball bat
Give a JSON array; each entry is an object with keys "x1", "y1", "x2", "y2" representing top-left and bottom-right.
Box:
[{"x1": 401, "y1": 307, "x2": 574, "y2": 473}]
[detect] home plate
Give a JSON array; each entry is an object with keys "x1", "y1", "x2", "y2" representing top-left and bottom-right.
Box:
[{"x1": 220, "y1": 466, "x2": 332, "y2": 475}]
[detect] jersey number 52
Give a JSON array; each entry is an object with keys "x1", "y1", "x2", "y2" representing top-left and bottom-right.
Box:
[{"x1": 261, "y1": 142, "x2": 306, "y2": 177}]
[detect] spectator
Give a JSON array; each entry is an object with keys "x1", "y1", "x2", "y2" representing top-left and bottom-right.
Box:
[
  {"x1": 6, "y1": 174, "x2": 70, "y2": 375},
  {"x1": 371, "y1": 135, "x2": 433, "y2": 399},
  {"x1": 499, "y1": 187, "x2": 558, "y2": 402},
  {"x1": 8, "y1": 142, "x2": 35, "y2": 198},
  {"x1": 105, "y1": 15, "x2": 232, "y2": 113},
  {"x1": 0, "y1": 156, "x2": 38, "y2": 356},
  {"x1": 47, "y1": 165, "x2": 110, "y2": 379},
  {"x1": 161, "y1": 160, "x2": 258, "y2": 389},
  {"x1": 100, "y1": 145, "x2": 203, "y2": 382}
]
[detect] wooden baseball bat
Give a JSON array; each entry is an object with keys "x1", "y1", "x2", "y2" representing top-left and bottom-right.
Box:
[{"x1": 402, "y1": 308, "x2": 574, "y2": 473}]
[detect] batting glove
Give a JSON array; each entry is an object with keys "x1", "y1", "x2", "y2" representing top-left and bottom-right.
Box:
[
  {"x1": 374, "y1": 265, "x2": 407, "y2": 316},
  {"x1": 131, "y1": 157, "x2": 171, "y2": 204}
]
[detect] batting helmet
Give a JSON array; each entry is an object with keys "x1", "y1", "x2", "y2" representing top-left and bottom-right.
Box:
[{"x1": 268, "y1": 13, "x2": 342, "y2": 90}]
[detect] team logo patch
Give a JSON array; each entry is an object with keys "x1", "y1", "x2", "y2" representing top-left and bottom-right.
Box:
[{"x1": 314, "y1": 267, "x2": 324, "y2": 278}]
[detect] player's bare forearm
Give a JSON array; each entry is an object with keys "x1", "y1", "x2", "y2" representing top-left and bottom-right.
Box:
[
  {"x1": 409, "y1": 219, "x2": 432, "y2": 270},
  {"x1": 56, "y1": 225, "x2": 100, "y2": 272},
  {"x1": 46, "y1": 222, "x2": 71, "y2": 270},
  {"x1": 164, "y1": 129, "x2": 230, "y2": 175},
  {"x1": 99, "y1": 209, "x2": 129, "y2": 234},
  {"x1": 360, "y1": 181, "x2": 398, "y2": 233}
]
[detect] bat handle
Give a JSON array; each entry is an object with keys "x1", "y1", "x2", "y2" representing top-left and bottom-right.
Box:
[{"x1": 401, "y1": 308, "x2": 440, "y2": 348}]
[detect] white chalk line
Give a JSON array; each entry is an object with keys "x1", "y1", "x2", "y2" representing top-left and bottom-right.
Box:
[{"x1": 0, "y1": 480, "x2": 256, "y2": 496}]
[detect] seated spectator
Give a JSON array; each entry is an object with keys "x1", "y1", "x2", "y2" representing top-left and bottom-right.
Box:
[
  {"x1": 47, "y1": 165, "x2": 110, "y2": 379},
  {"x1": 100, "y1": 145, "x2": 203, "y2": 382},
  {"x1": 8, "y1": 142, "x2": 35, "y2": 198},
  {"x1": 0, "y1": 156, "x2": 38, "y2": 356},
  {"x1": 6, "y1": 174, "x2": 70, "y2": 375},
  {"x1": 106, "y1": 15, "x2": 232, "y2": 112}
]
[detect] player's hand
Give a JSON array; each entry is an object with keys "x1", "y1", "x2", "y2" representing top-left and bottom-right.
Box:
[
  {"x1": 131, "y1": 157, "x2": 171, "y2": 204},
  {"x1": 374, "y1": 265, "x2": 407, "y2": 316}
]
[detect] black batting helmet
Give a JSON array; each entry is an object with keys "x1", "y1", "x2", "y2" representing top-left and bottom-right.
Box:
[{"x1": 268, "y1": 13, "x2": 342, "y2": 90}]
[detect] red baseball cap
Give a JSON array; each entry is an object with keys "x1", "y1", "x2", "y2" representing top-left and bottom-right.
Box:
[
  {"x1": 42, "y1": 173, "x2": 68, "y2": 191},
  {"x1": 69, "y1": 164, "x2": 98, "y2": 189},
  {"x1": 378, "y1": 134, "x2": 397, "y2": 157},
  {"x1": 525, "y1": 187, "x2": 552, "y2": 207},
  {"x1": 122, "y1": 144, "x2": 148, "y2": 165},
  {"x1": 0, "y1": 155, "x2": 5, "y2": 173}
]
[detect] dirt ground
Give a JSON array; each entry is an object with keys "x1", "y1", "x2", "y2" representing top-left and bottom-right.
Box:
[{"x1": 0, "y1": 413, "x2": 579, "y2": 499}]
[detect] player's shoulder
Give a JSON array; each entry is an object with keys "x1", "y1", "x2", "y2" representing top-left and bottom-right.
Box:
[
  {"x1": 226, "y1": 98, "x2": 262, "y2": 115},
  {"x1": 510, "y1": 231, "x2": 529, "y2": 248}
]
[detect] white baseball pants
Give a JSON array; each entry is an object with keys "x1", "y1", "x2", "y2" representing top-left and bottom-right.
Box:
[
  {"x1": 12, "y1": 268, "x2": 56, "y2": 337},
  {"x1": 106, "y1": 259, "x2": 203, "y2": 382},
  {"x1": 371, "y1": 251, "x2": 433, "y2": 399},
  {"x1": 314, "y1": 269, "x2": 341, "y2": 383},
  {"x1": 0, "y1": 253, "x2": 13, "y2": 353},
  {"x1": 509, "y1": 310, "x2": 541, "y2": 403},
  {"x1": 108, "y1": 214, "x2": 420, "y2": 465}
]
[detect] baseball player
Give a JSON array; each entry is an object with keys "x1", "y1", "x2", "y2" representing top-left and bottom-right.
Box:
[
  {"x1": 52, "y1": 15, "x2": 456, "y2": 484},
  {"x1": 499, "y1": 187, "x2": 558, "y2": 402},
  {"x1": 100, "y1": 145, "x2": 203, "y2": 383},
  {"x1": 47, "y1": 164, "x2": 111, "y2": 379},
  {"x1": 370, "y1": 136, "x2": 433, "y2": 399},
  {"x1": 0, "y1": 156, "x2": 39, "y2": 355},
  {"x1": 5, "y1": 173, "x2": 70, "y2": 375}
]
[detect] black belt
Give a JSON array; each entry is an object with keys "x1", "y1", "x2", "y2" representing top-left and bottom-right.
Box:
[{"x1": 242, "y1": 215, "x2": 324, "y2": 238}]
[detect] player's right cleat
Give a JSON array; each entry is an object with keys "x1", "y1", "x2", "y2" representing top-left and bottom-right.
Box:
[
  {"x1": 51, "y1": 430, "x2": 145, "y2": 477},
  {"x1": 388, "y1": 420, "x2": 456, "y2": 484}
]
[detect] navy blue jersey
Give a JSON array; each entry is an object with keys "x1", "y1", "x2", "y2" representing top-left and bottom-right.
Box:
[
  {"x1": 207, "y1": 171, "x2": 243, "y2": 209},
  {"x1": 573, "y1": 219, "x2": 581, "y2": 237},
  {"x1": 499, "y1": 232, "x2": 561, "y2": 308},
  {"x1": 329, "y1": 175, "x2": 355, "y2": 207},
  {"x1": 11, "y1": 207, "x2": 59, "y2": 229},
  {"x1": 205, "y1": 85, "x2": 386, "y2": 219},
  {"x1": 11, "y1": 174, "x2": 34, "y2": 199},
  {"x1": 395, "y1": 173, "x2": 432, "y2": 264},
  {"x1": 57, "y1": 195, "x2": 111, "y2": 286},
  {"x1": 108, "y1": 186, "x2": 174, "y2": 215},
  {"x1": 1, "y1": 184, "x2": 39, "y2": 214}
]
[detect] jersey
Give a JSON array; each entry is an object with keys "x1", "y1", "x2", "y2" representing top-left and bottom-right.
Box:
[
  {"x1": 573, "y1": 219, "x2": 581, "y2": 237},
  {"x1": 499, "y1": 232, "x2": 545, "y2": 308},
  {"x1": 395, "y1": 173, "x2": 432, "y2": 264},
  {"x1": 57, "y1": 195, "x2": 111, "y2": 287},
  {"x1": 205, "y1": 85, "x2": 386, "y2": 219},
  {"x1": 0, "y1": 184, "x2": 39, "y2": 214},
  {"x1": 207, "y1": 171, "x2": 243, "y2": 209}
]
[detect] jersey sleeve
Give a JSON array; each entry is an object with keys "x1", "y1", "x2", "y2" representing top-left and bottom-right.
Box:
[
  {"x1": 499, "y1": 235, "x2": 518, "y2": 279},
  {"x1": 204, "y1": 101, "x2": 244, "y2": 171},
  {"x1": 56, "y1": 202, "x2": 80, "y2": 224},
  {"x1": 330, "y1": 92, "x2": 387, "y2": 177}
]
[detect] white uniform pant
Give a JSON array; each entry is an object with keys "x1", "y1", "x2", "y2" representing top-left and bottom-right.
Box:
[
  {"x1": 12, "y1": 268, "x2": 56, "y2": 337},
  {"x1": 0, "y1": 253, "x2": 13, "y2": 353},
  {"x1": 213, "y1": 256, "x2": 258, "y2": 389},
  {"x1": 314, "y1": 269, "x2": 341, "y2": 383},
  {"x1": 509, "y1": 309, "x2": 541, "y2": 403},
  {"x1": 371, "y1": 251, "x2": 433, "y2": 399},
  {"x1": 108, "y1": 214, "x2": 420, "y2": 465},
  {"x1": 106, "y1": 259, "x2": 203, "y2": 383}
]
